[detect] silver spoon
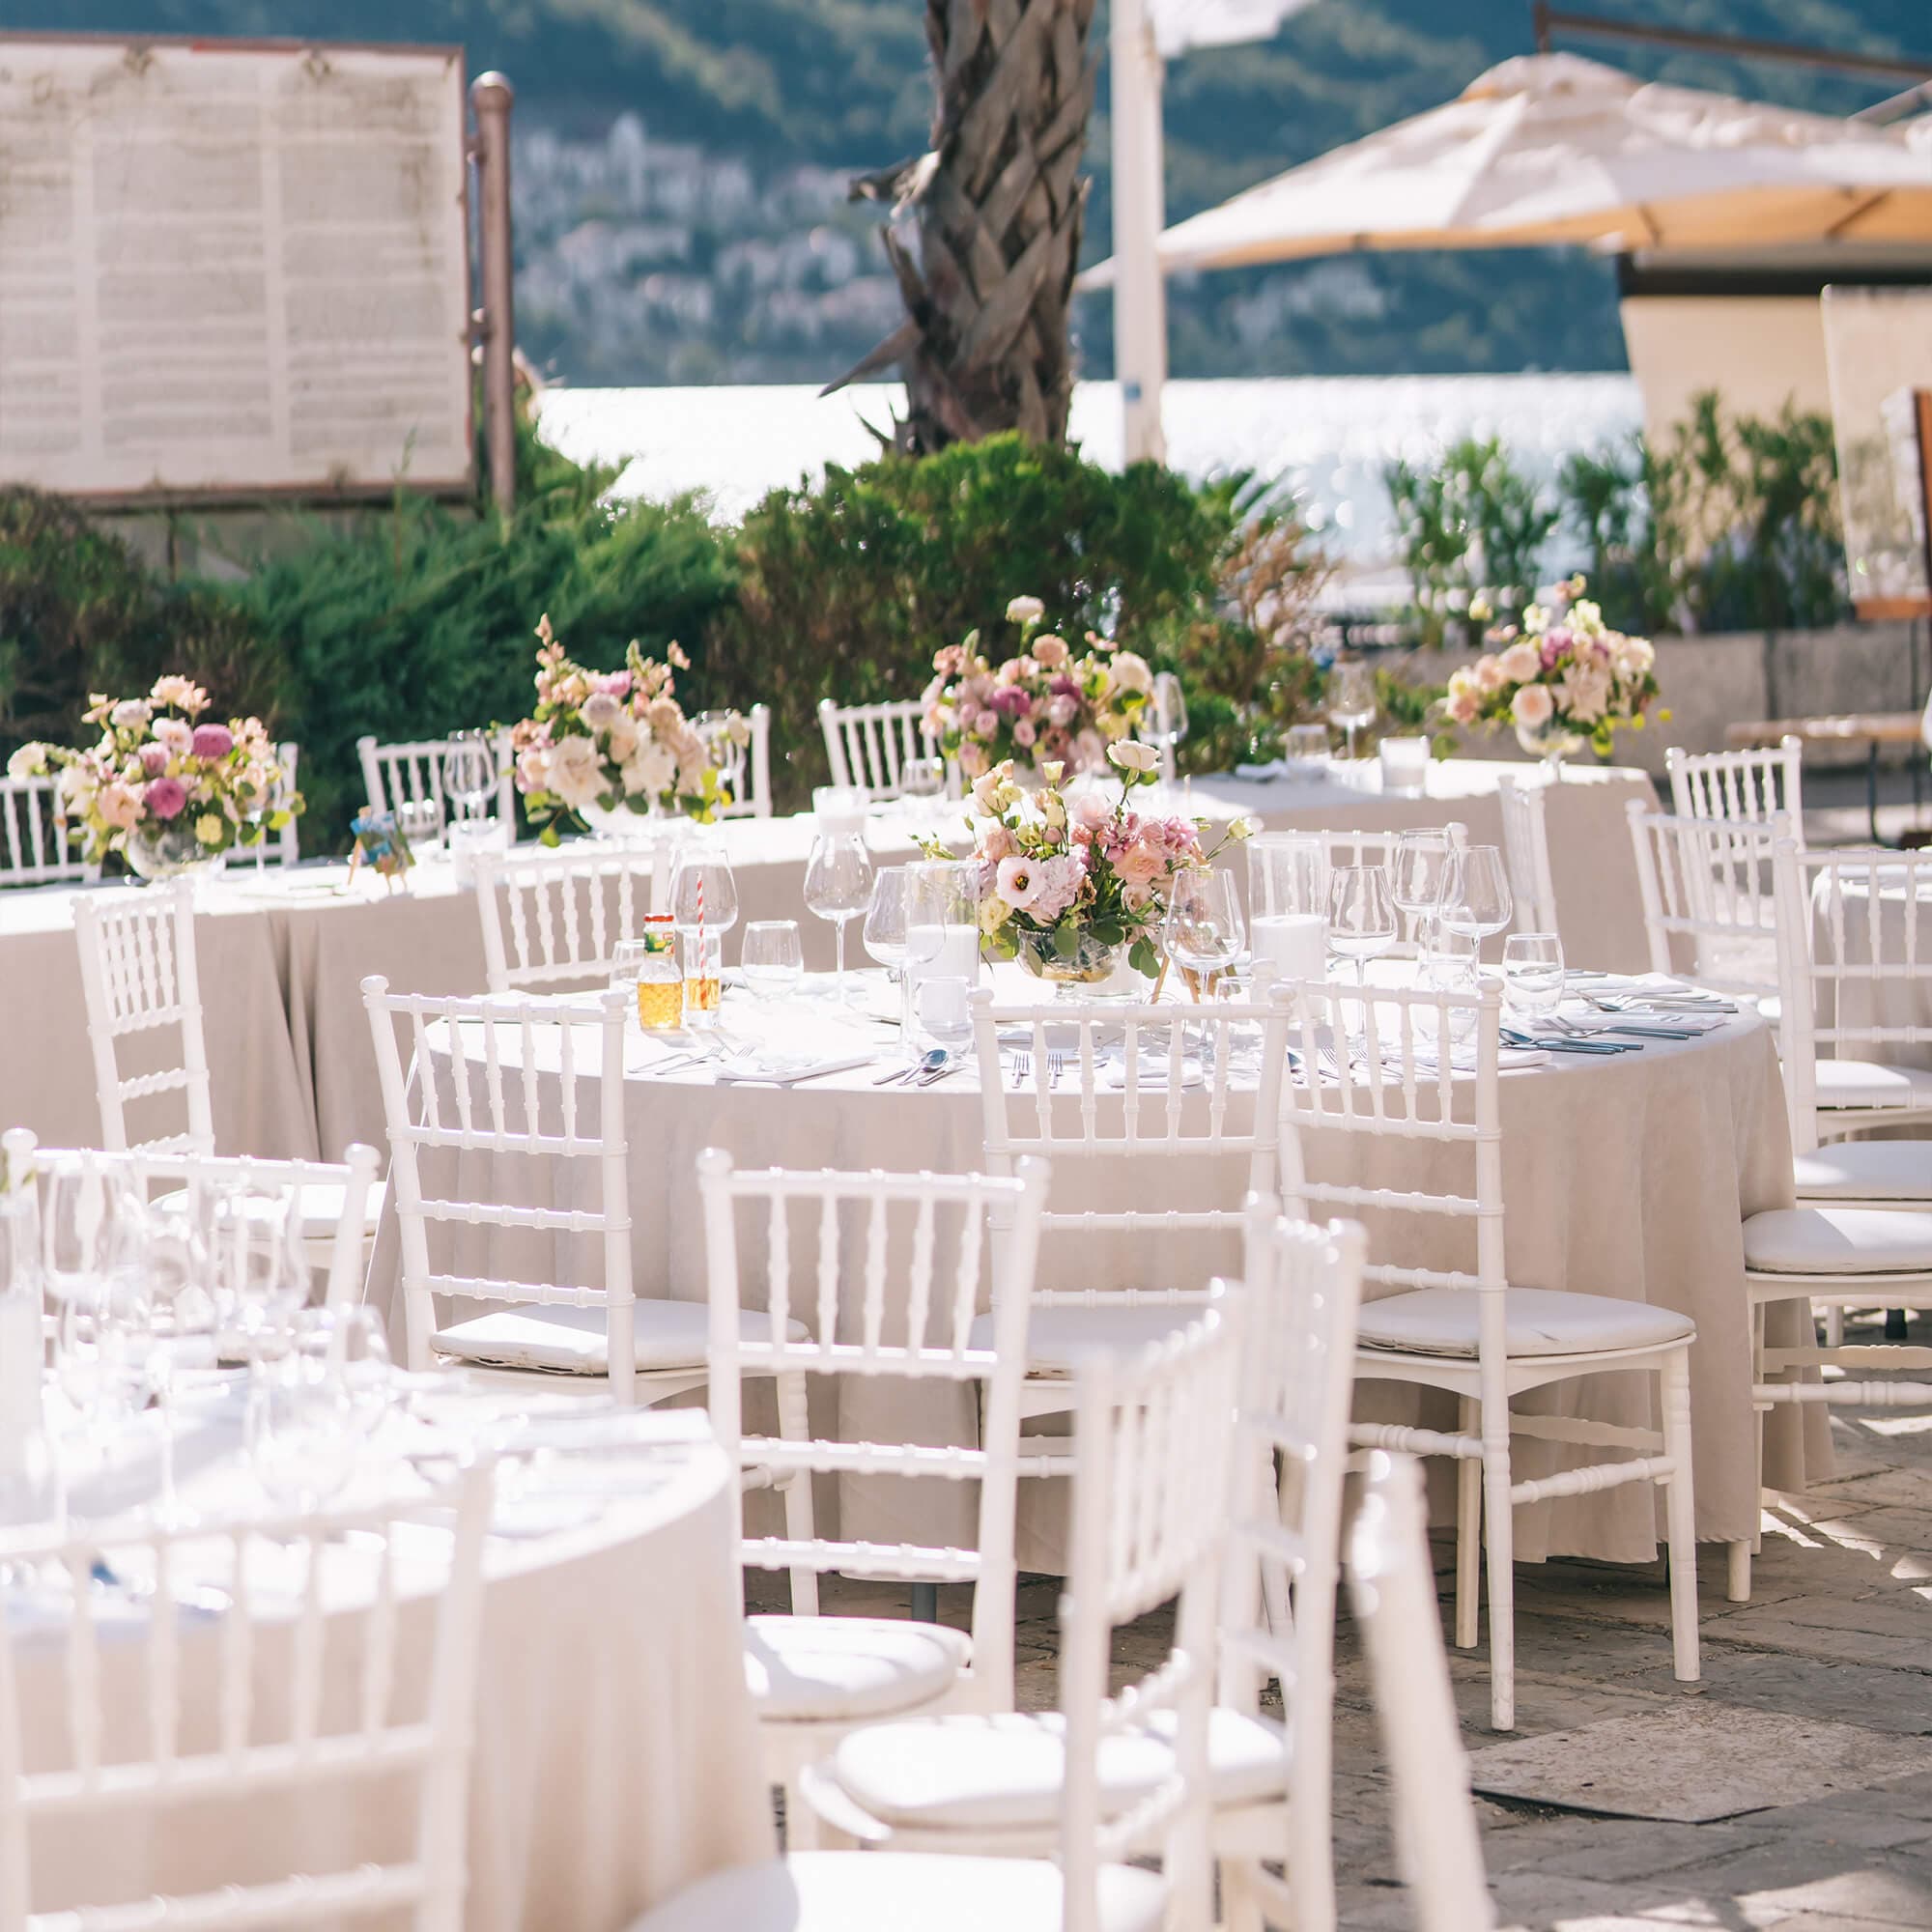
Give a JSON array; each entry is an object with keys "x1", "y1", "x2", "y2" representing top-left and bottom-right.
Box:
[{"x1": 876, "y1": 1049, "x2": 945, "y2": 1087}]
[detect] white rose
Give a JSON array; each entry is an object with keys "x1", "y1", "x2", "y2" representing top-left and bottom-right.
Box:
[
  {"x1": 1109, "y1": 651, "x2": 1153, "y2": 696},
  {"x1": 110, "y1": 699, "x2": 151, "y2": 731},
  {"x1": 6, "y1": 743, "x2": 46, "y2": 781},
  {"x1": 1005, "y1": 595, "x2": 1045, "y2": 626},
  {"x1": 582, "y1": 692, "x2": 621, "y2": 732},
  {"x1": 606, "y1": 714, "x2": 639, "y2": 764},
  {"x1": 1510, "y1": 683, "x2": 1555, "y2": 729},
  {"x1": 1108, "y1": 740, "x2": 1159, "y2": 775},
  {"x1": 545, "y1": 735, "x2": 607, "y2": 808},
  {"x1": 624, "y1": 741, "x2": 678, "y2": 797}
]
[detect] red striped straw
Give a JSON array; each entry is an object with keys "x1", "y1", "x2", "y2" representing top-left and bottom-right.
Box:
[{"x1": 696, "y1": 869, "x2": 704, "y2": 967}]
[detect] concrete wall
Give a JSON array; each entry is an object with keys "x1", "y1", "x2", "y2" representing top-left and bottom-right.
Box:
[{"x1": 1405, "y1": 620, "x2": 1929, "y2": 778}]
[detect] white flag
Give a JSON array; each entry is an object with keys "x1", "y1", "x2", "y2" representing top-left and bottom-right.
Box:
[{"x1": 1147, "y1": 0, "x2": 1318, "y2": 59}]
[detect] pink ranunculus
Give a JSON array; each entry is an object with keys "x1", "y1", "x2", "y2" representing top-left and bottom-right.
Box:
[
  {"x1": 1071, "y1": 792, "x2": 1111, "y2": 832},
  {"x1": 980, "y1": 822, "x2": 1016, "y2": 864},
  {"x1": 145, "y1": 776, "x2": 188, "y2": 820},
  {"x1": 1113, "y1": 844, "x2": 1165, "y2": 891},
  {"x1": 139, "y1": 744, "x2": 169, "y2": 777},
  {"x1": 1511, "y1": 683, "x2": 1555, "y2": 729},
  {"x1": 189, "y1": 723, "x2": 234, "y2": 760},
  {"x1": 1012, "y1": 718, "x2": 1037, "y2": 749},
  {"x1": 98, "y1": 781, "x2": 142, "y2": 832}
]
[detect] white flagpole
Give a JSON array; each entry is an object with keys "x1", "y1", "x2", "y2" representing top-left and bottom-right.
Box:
[{"x1": 1110, "y1": 0, "x2": 1170, "y2": 465}]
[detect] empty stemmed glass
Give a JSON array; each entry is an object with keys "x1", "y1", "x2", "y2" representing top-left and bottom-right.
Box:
[
  {"x1": 1163, "y1": 868, "x2": 1245, "y2": 1003},
  {"x1": 1325, "y1": 865, "x2": 1399, "y2": 989},
  {"x1": 1151, "y1": 670, "x2": 1189, "y2": 788},
  {"x1": 1327, "y1": 662, "x2": 1378, "y2": 761},
  {"x1": 1438, "y1": 845, "x2": 1515, "y2": 959},
  {"x1": 248, "y1": 1308, "x2": 388, "y2": 1517},
  {"x1": 863, "y1": 867, "x2": 915, "y2": 1052},
  {"x1": 1389, "y1": 828, "x2": 1458, "y2": 952},
  {"x1": 442, "y1": 730, "x2": 497, "y2": 825}
]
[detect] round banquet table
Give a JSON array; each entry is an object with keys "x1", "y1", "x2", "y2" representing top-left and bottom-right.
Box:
[
  {"x1": 13, "y1": 1391, "x2": 771, "y2": 1931},
  {"x1": 1808, "y1": 865, "x2": 1932, "y2": 1072},
  {"x1": 0, "y1": 757, "x2": 1655, "y2": 1167},
  {"x1": 364, "y1": 965, "x2": 1824, "y2": 1571}
]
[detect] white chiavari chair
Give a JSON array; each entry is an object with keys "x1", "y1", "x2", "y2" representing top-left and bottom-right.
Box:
[
  {"x1": 1626, "y1": 803, "x2": 1787, "y2": 1010},
  {"x1": 356, "y1": 730, "x2": 515, "y2": 829},
  {"x1": 73, "y1": 879, "x2": 213, "y2": 1158},
  {"x1": 1668, "y1": 736, "x2": 1805, "y2": 849},
  {"x1": 1252, "y1": 824, "x2": 1466, "y2": 879},
  {"x1": 802, "y1": 1206, "x2": 1365, "y2": 1932},
  {"x1": 1347, "y1": 1451, "x2": 1498, "y2": 1932},
  {"x1": 364, "y1": 980, "x2": 803, "y2": 1405},
  {"x1": 1495, "y1": 777, "x2": 1558, "y2": 937},
  {"x1": 473, "y1": 844, "x2": 661, "y2": 994},
  {"x1": 817, "y1": 697, "x2": 939, "y2": 803},
  {"x1": 0, "y1": 1461, "x2": 495, "y2": 1932},
  {"x1": 6, "y1": 1130, "x2": 380, "y2": 1315},
  {"x1": 698, "y1": 704, "x2": 773, "y2": 818},
  {"x1": 1279, "y1": 976, "x2": 1700, "y2": 1731},
  {"x1": 0, "y1": 775, "x2": 96, "y2": 887},
  {"x1": 662, "y1": 1292, "x2": 1240, "y2": 1932},
  {"x1": 968, "y1": 989, "x2": 1293, "y2": 1425},
  {"x1": 697, "y1": 1150, "x2": 1048, "y2": 1841}
]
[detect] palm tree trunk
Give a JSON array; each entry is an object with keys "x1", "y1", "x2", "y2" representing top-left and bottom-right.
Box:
[{"x1": 829, "y1": 0, "x2": 1097, "y2": 453}]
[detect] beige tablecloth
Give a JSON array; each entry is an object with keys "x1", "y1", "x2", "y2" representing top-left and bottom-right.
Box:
[
  {"x1": 364, "y1": 976, "x2": 1815, "y2": 1568},
  {"x1": 16, "y1": 1398, "x2": 771, "y2": 1931},
  {"x1": 1808, "y1": 867, "x2": 1932, "y2": 1073}
]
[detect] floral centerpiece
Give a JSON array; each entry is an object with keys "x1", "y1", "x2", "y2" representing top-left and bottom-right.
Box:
[
  {"x1": 8, "y1": 677, "x2": 298, "y2": 877},
  {"x1": 1442, "y1": 576, "x2": 1662, "y2": 771},
  {"x1": 923, "y1": 594, "x2": 1153, "y2": 783},
  {"x1": 510, "y1": 614, "x2": 746, "y2": 841},
  {"x1": 944, "y1": 741, "x2": 1254, "y2": 988}
]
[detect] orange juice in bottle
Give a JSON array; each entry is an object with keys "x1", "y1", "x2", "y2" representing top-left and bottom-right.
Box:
[{"x1": 636, "y1": 915, "x2": 683, "y2": 1030}]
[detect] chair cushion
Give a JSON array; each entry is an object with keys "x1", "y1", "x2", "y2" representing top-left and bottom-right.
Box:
[
  {"x1": 1744, "y1": 1207, "x2": 1932, "y2": 1276},
  {"x1": 1357, "y1": 1287, "x2": 1694, "y2": 1359},
  {"x1": 156, "y1": 1180, "x2": 384, "y2": 1242},
  {"x1": 433, "y1": 1302, "x2": 807, "y2": 1377},
  {"x1": 1814, "y1": 1059, "x2": 1932, "y2": 1112},
  {"x1": 627, "y1": 1853, "x2": 1166, "y2": 1932},
  {"x1": 745, "y1": 1615, "x2": 973, "y2": 1722},
  {"x1": 965, "y1": 1302, "x2": 1197, "y2": 1375},
  {"x1": 825, "y1": 1707, "x2": 1287, "y2": 1833},
  {"x1": 1793, "y1": 1140, "x2": 1932, "y2": 1203}
]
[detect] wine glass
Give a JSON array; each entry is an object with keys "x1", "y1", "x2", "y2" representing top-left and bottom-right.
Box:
[
  {"x1": 1325, "y1": 865, "x2": 1399, "y2": 989},
  {"x1": 1327, "y1": 662, "x2": 1378, "y2": 761},
  {"x1": 1151, "y1": 670, "x2": 1189, "y2": 787},
  {"x1": 207, "y1": 1182, "x2": 311, "y2": 1354},
  {"x1": 1439, "y1": 845, "x2": 1515, "y2": 952},
  {"x1": 668, "y1": 840, "x2": 740, "y2": 941},
  {"x1": 742, "y1": 921, "x2": 805, "y2": 1001},
  {"x1": 863, "y1": 867, "x2": 916, "y2": 1052},
  {"x1": 129, "y1": 1191, "x2": 219, "y2": 1527},
  {"x1": 1284, "y1": 723, "x2": 1331, "y2": 778},
  {"x1": 1390, "y1": 828, "x2": 1456, "y2": 951},
  {"x1": 1501, "y1": 932, "x2": 1566, "y2": 1028},
  {"x1": 442, "y1": 730, "x2": 497, "y2": 824},
  {"x1": 804, "y1": 823, "x2": 875, "y2": 1005},
  {"x1": 248, "y1": 1312, "x2": 369, "y2": 1516},
  {"x1": 1163, "y1": 868, "x2": 1246, "y2": 1003}
]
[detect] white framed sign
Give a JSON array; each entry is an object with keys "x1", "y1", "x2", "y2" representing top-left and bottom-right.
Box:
[{"x1": 0, "y1": 34, "x2": 472, "y2": 500}]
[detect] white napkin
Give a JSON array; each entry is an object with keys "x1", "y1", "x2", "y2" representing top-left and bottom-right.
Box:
[{"x1": 714, "y1": 1050, "x2": 876, "y2": 1087}]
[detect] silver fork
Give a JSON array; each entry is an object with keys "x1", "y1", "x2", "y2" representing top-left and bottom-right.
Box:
[
  {"x1": 1010, "y1": 1051, "x2": 1031, "y2": 1090},
  {"x1": 1047, "y1": 1051, "x2": 1065, "y2": 1089}
]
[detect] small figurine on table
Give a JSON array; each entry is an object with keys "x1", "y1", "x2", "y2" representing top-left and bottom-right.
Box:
[{"x1": 349, "y1": 810, "x2": 415, "y2": 893}]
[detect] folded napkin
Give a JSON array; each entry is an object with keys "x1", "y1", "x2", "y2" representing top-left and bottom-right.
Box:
[
  {"x1": 1103, "y1": 1057, "x2": 1205, "y2": 1093},
  {"x1": 714, "y1": 1049, "x2": 875, "y2": 1087}
]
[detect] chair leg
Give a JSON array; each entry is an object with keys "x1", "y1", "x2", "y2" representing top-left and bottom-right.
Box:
[
  {"x1": 1660, "y1": 1350, "x2": 1700, "y2": 1683},
  {"x1": 1455, "y1": 1396, "x2": 1482, "y2": 1650},
  {"x1": 775, "y1": 1371, "x2": 818, "y2": 1616},
  {"x1": 1727, "y1": 1539, "x2": 1750, "y2": 1604},
  {"x1": 1481, "y1": 1401, "x2": 1517, "y2": 1732},
  {"x1": 1823, "y1": 1304, "x2": 1844, "y2": 1350},
  {"x1": 1219, "y1": 1859, "x2": 1264, "y2": 1932}
]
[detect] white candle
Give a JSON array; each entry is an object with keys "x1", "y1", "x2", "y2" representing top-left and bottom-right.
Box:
[
  {"x1": 907, "y1": 923, "x2": 980, "y2": 983},
  {"x1": 1253, "y1": 913, "x2": 1327, "y2": 983},
  {"x1": 1379, "y1": 736, "x2": 1430, "y2": 797}
]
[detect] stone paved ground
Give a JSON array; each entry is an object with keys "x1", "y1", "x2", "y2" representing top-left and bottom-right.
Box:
[{"x1": 771, "y1": 1377, "x2": 1932, "y2": 1928}]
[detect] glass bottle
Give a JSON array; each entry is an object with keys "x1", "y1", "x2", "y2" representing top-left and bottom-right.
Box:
[{"x1": 635, "y1": 914, "x2": 684, "y2": 1031}]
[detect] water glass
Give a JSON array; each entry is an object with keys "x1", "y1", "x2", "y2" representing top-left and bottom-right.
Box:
[
  {"x1": 1421, "y1": 917, "x2": 1482, "y2": 993},
  {"x1": 915, "y1": 976, "x2": 975, "y2": 1059},
  {"x1": 611, "y1": 936, "x2": 647, "y2": 997},
  {"x1": 248, "y1": 1313, "x2": 372, "y2": 1514},
  {"x1": 1501, "y1": 932, "x2": 1566, "y2": 1026},
  {"x1": 1390, "y1": 828, "x2": 1457, "y2": 948},
  {"x1": 207, "y1": 1182, "x2": 311, "y2": 1351},
  {"x1": 899, "y1": 758, "x2": 947, "y2": 818},
  {"x1": 742, "y1": 920, "x2": 805, "y2": 1000},
  {"x1": 442, "y1": 730, "x2": 497, "y2": 822},
  {"x1": 1284, "y1": 724, "x2": 1331, "y2": 777}
]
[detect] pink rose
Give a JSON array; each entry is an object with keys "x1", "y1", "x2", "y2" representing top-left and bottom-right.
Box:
[
  {"x1": 1012, "y1": 719, "x2": 1037, "y2": 749},
  {"x1": 1032, "y1": 636, "x2": 1069, "y2": 669},
  {"x1": 1046, "y1": 694, "x2": 1078, "y2": 729},
  {"x1": 979, "y1": 822, "x2": 1016, "y2": 864},
  {"x1": 98, "y1": 782, "x2": 142, "y2": 832},
  {"x1": 1511, "y1": 683, "x2": 1555, "y2": 729},
  {"x1": 145, "y1": 776, "x2": 187, "y2": 820},
  {"x1": 958, "y1": 742, "x2": 988, "y2": 779},
  {"x1": 189, "y1": 723, "x2": 233, "y2": 760},
  {"x1": 1071, "y1": 792, "x2": 1111, "y2": 832}
]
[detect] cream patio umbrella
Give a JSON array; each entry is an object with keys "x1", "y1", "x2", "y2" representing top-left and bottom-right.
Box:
[{"x1": 1084, "y1": 50, "x2": 1932, "y2": 281}]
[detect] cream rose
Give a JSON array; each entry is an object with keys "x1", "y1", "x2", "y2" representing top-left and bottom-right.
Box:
[
  {"x1": 1497, "y1": 641, "x2": 1541, "y2": 685},
  {"x1": 1109, "y1": 651, "x2": 1153, "y2": 696},
  {"x1": 1510, "y1": 683, "x2": 1555, "y2": 730},
  {"x1": 1108, "y1": 741, "x2": 1159, "y2": 776},
  {"x1": 545, "y1": 735, "x2": 607, "y2": 808},
  {"x1": 1005, "y1": 595, "x2": 1045, "y2": 627}
]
